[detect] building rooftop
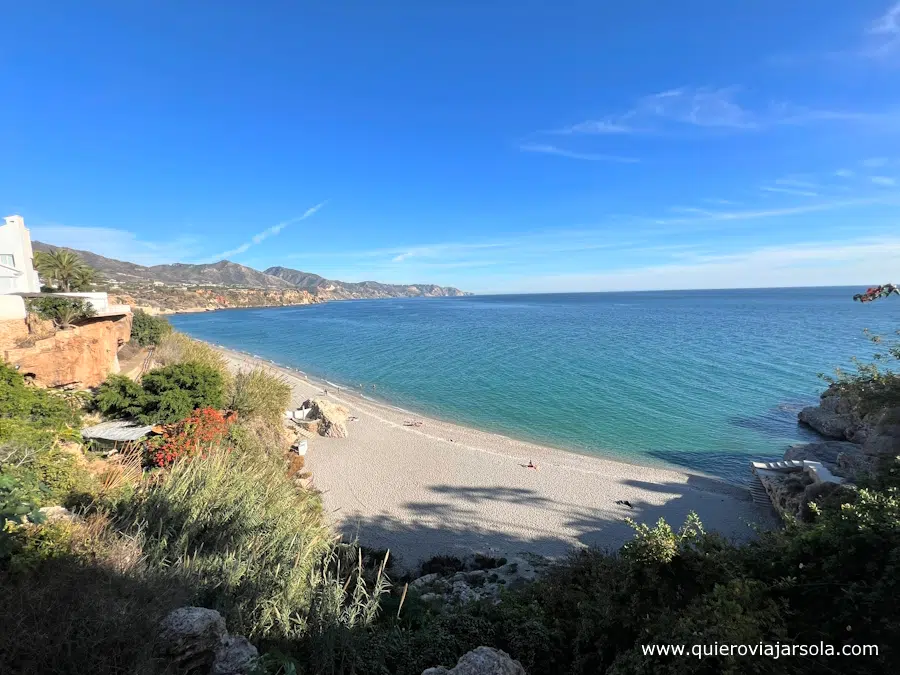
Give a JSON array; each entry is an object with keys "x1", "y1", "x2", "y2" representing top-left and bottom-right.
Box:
[{"x1": 81, "y1": 420, "x2": 154, "y2": 442}]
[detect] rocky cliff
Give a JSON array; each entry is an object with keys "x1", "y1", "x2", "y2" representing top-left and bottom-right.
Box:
[
  {"x1": 791, "y1": 384, "x2": 900, "y2": 481},
  {"x1": 265, "y1": 265, "x2": 469, "y2": 299},
  {"x1": 112, "y1": 286, "x2": 321, "y2": 314},
  {"x1": 0, "y1": 313, "x2": 132, "y2": 388}
]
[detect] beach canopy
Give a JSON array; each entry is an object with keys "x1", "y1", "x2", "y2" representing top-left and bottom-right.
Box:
[{"x1": 81, "y1": 420, "x2": 154, "y2": 442}]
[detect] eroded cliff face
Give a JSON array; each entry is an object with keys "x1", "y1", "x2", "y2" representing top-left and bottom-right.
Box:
[
  {"x1": 111, "y1": 287, "x2": 321, "y2": 313},
  {"x1": 0, "y1": 313, "x2": 132, "y2": 388}
]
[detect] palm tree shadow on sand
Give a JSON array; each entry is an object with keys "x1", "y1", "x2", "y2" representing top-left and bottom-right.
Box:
[{"x1": 336, "y1": 477, "x2": 775, "y2": 572}]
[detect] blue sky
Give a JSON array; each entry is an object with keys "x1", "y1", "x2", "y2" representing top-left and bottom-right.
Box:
[{"x1": 2, "y1": 1, "x2": 899, "y2": 293}]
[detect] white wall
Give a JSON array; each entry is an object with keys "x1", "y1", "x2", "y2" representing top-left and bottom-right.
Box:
[
  {"x1": 0, "y1": 215, "x2": 41, "y2": 294},
  {"x1": 0, "y1": 294, "x2": 26, "y2": 319},
  {"x1": 56, "y1": 291, "x2": 110, "y2": 313}
]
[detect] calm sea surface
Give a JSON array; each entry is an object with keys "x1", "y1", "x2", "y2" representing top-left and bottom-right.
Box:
[{"x1": 170, "y1": 288, "x2": 900, "y2": 483}]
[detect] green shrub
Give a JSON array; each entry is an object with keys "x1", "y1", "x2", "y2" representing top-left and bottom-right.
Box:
[
  {"x1": 0, "y1": 362, "x2": 81, "y2": 430},
  {"x1": 94, "y1": 362, "x2": 225, "y2": 424},
  {"x1": 228, "y1": 367, "x2": 292, "y2": 425},
  {"x1": 141, "y1": 362, "x2": 224, "y2": 424},
  {"x1": 26, "y1": 296, "x2": 96, "y2": 329},
  {"x1": 823, "y1": 329, "x2": 900, "y2": 414},
  {"x1": 130, "y1": 309, "x2": 172, "y2": 347},
  {"x1": 92, "y1": 375, "x2": 147, "y2": 420}
]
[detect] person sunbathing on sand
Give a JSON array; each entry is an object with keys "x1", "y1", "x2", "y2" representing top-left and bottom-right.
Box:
[{"x1": 526, "y1": 460, "x2": 538, "y2": 470}]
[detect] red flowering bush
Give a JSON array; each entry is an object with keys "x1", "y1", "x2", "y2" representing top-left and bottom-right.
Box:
[{"x1": 148, "y1": 408, "x2": 237, "y2": 468}]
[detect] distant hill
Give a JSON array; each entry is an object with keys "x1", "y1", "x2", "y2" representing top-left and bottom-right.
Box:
[
  {"x1": 33, "y1": 242, "x2": 293, "y2": 289},
  {"x1": 32, "y1": 242, "x2": 469, "y2": 299},
  {"x1": 264, "y1": 266, "x2": 469, "y2": 299}
]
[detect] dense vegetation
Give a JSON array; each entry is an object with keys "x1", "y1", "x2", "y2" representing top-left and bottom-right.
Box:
[
  {"x1": 130, "y1": 308, "x2": 173, "y2": 346},
  {"x1": 93, "y1": 362, "x2": 225, "y2": 424},
  {"x1": 1, "y1": 295, "x2": 898, "y2": 674}
]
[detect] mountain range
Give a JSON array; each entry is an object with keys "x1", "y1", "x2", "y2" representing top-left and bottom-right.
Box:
[{"x1": 33, "y1": 242, "x2": 469, "y2": 299}]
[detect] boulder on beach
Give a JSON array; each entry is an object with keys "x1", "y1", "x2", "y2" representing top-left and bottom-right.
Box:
[{"x1": 304, "y1": 398, "x2": 350, "y2": 438}]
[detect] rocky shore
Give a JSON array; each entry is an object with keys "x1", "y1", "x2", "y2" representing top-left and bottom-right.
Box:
[
  {"x1": 757, "y1": 384, "x2": 900, "y2": 520},
  {"x1": 793, "y1": 384, "x2": 900, "y2": 479}
]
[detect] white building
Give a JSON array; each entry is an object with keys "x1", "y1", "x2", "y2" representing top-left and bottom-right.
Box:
[{"x1": 0, "y1": 215, "x2": 41, "y2": 294}]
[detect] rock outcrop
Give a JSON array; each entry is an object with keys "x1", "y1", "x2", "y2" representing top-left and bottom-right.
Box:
[
  {"x1": 304, "y1": 398, "x2": 349, "y2": 438},
  {"x1": 861, "y1": 407, "x2": 900, "y2": 458},
  {"x1": 156, "y1": 607, "x2": 258, "y2": 675},
  {"x1": 797, "y1": 388, "x2": 874, "y2": 444},
  {"x1": 422, "y1": 647, "x2": 526, "y2": 675},
  {"x1": 784, "y1": 441, "x2": 862, "y2": 474},
  {"x1": 411, "y1": 554, "x2": 550, "y2": 605},
  {"x1": 0, "y1": 313, "x2": 132, "y2": 388},
  {"x1": 794, "y1": 388, "x2": 900, "y2": 481}
]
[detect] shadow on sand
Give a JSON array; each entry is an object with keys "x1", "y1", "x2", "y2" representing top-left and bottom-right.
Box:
[{"x1": 336, "y1": 476, "x2": 774, "y2": 571}]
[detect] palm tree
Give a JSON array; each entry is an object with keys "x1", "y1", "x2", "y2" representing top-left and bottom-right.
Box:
[
  {"x1": 34, "y1": 250, "x2": 91, "y2": 292},
  {"x1": 71, "y1": 265, "x2": 98, "y2": 291}
]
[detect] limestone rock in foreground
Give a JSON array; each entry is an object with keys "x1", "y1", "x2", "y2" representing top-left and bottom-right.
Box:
[
  {"x1": 156, "y1": 607, "x2": 258, "y2": 675},
  {"x1": 422, "y1": 647, "x2": 526, "y2": 675},
  {"x1": 411, "y1": 553, "x2": 550, "y2": 605}
]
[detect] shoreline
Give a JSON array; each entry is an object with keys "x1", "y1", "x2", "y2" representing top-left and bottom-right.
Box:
[{"x1": 212, "y1": 344, "x2": 777, "y2": 567}]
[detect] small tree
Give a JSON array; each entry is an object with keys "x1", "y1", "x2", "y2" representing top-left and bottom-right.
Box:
[{"x1": 130, "y1": 309, "x2": 173, "y2": 347}]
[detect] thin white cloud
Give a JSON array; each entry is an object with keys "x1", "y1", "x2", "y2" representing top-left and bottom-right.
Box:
[
  {"x1": 668, "y1": 206, "x2": 717, "y2": 215},
  {"x1": 866, "y1": 1, "x2": 900, "y2": 58},
  {"x1": 760, "y1": 185, "x2": 820, "y2": 197},
  {"x1": 518, "y1": 143, "x2": 640, "y2": 163},
  {"x1": 703, "y1": 198, "x2": 740, "y2": 205},
  {"x1": 834, "y1": 169, "x2": 855, "y2": 178},
  {"x1": 211, "y1": 201, "x2": 327, "y2": 260},
  {"x1": 862, "y1": 157, "x2": 890, "y2": 168},
  {"x1": 871, "y1": 176, "x2": 897, "y2": 185},
  {"x1": 481, "y1": 237, "x2": 900, "y2": 293},
  {"x1": 775, "y1": 177, "x2": 819, "y2": 189},
  {"x1": 28, "y1": 224, "x2": 202, "y2": 266},
  {"x1": 554, "y1": 88, "x2": 897, "y2": 141},
  {"x1": 650, "y1": 198, "x2": 888, "y2": 231},
  {"x1": 557, "y1": 87, "x2": 757, "y2": 135},
  {"x1": 556, "y1": 120, "x2": 635, "y2": 134}
]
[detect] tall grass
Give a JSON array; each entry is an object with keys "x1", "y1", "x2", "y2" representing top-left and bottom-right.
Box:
[
  {"x1": 118, "y1": 447, "x2": 388, "y2": 641},
  {"x1": 153, "y1": 333, "x2": 230, "y2": 381},
  {"x1": 229, "y1": 367, "x2": 293, "y2": 425}
]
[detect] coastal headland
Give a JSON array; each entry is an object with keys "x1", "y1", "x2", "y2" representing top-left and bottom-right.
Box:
[{"x1": 215, "y1": 346, "x2": 775, "y2": 568}]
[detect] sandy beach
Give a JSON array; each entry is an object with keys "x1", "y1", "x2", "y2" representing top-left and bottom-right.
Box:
[{"x1": 216, "y1": 346, "x2": 775, "y2": 568}]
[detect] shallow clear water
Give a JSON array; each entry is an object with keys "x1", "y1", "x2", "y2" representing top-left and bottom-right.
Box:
[{"x1": 170, "y1": 288, "x2": 899, "y2": 483}]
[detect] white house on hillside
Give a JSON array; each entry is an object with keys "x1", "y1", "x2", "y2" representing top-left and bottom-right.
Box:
[{"x1": 0, "y1": 215, "x2": 41, "y2": 294}]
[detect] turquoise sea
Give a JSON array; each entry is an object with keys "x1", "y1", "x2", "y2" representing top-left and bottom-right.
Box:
[{"x1": 170, "y1": 288, "x2": 899, "y2": 484}]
